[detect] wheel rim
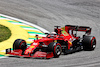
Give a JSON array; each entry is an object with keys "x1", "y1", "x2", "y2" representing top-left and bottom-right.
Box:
[
  {"x1": 92, "y1": 38, "x2": 96, "y2": 49},
  {"x1": 55, "y1": 45, "x2": 61, "y2": 55},
  {"x1": 20, "y1": 41, "x2": 27, "y2": 50}
]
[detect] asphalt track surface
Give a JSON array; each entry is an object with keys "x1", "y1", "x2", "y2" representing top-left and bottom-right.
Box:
[{"x1": 0, "y1": 0, "x2": 100, "y2": 67}]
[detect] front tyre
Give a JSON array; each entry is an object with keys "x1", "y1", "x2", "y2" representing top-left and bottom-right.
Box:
[
  {"x1": 48, "y1": 42, "x2": 62, "y2": 58},
  {"x1": 13, "y1": 39, "x2": 27, "y2": 51},
  {"x1": 82, "y1": 36, "x2": 96, "y2": 51}
]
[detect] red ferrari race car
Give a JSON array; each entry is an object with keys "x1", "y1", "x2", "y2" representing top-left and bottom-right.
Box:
[{"x1": 6, "y1": 25, "x2": 96, "y2": 59}]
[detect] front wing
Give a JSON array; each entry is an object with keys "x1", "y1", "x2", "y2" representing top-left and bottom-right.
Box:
[{"x1": 6, "y1": 48, "x2": 54, "y2": 59}]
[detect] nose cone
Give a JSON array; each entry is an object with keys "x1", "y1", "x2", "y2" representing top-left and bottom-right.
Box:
[
  {"x1": 24, "y1": 42, "x2": 39, "y2": 55},
  {"x1": 24, "y1": 49, "x2": 32, "y2": 55}
]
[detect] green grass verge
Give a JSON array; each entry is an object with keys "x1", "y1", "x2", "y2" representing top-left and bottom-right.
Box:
[{"x1": 0, "y1": 24, "x2": 11, "y2": 42}]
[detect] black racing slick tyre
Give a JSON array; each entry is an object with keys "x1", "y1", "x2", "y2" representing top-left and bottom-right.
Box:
[
  {"x1": 82, "y1": 36, "x2": 96, "y2": 51},
  {"x1": 13, "y1": 39, "x2": 27, "y2": 51},
  {"x1": 48, "y1": 42, "x2": 62, "y2": 58}
]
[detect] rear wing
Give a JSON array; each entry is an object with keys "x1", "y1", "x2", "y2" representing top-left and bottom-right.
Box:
[{"x1": 65, "y1": 25, "x2": 92, "y2": 35}]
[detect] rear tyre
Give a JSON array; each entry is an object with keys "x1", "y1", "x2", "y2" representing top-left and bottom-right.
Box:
[
  {"x1": 13, "y1": 39, "x2": 27, "y2": 51},
  {"x1": 82, "y1": 36, "x2": 96, "y2": 51},
  {"x1": 48, "y1": 42, "x2": 62, "y2": 58}
]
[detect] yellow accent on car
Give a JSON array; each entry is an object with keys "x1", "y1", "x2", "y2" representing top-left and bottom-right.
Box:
[
  {"x1": 54, "y1": 40, "x2": 57, "y2": 42},
  {"x1": 68, "y1": 41, "x2": 72, "y2": 46},
  {"x1": 30, "y1": 46, "x2": 35, "y2": 48}
]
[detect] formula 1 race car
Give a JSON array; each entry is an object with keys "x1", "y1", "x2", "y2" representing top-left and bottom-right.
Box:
[{"x1": 6, "y1": 25, "x2": 96, "y2": 59}]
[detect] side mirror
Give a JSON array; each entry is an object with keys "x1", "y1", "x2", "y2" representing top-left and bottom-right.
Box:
[
  {"x1": 45, "y1": 33, "x2": 49, "y2": 35},
  {"x1": 74, "y1": 34, "x2": 77, "y2": 37},
  {"x1": 45, "y1": 33, "x2": 50, "y2": 37}
]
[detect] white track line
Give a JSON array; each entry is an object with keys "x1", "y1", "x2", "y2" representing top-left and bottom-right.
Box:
[
  {"x1": 0, "y1": 56, "x2": 8, "y2": 59},
  {"x1": 0, "y1": 14, "x2": 50, "y2": 33},
  {"x1": 11, "y1": 23, "x2": 28, "y2": 25},
  {"x1": 23, "y1": 28, "x2": 41, "y2": 31},
  {"x1": 26, "y1": 39, "x2": 34, "y2": 42},
  {"x1": 29, "y1": 34, "x2": 46, "y2": 37}
]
